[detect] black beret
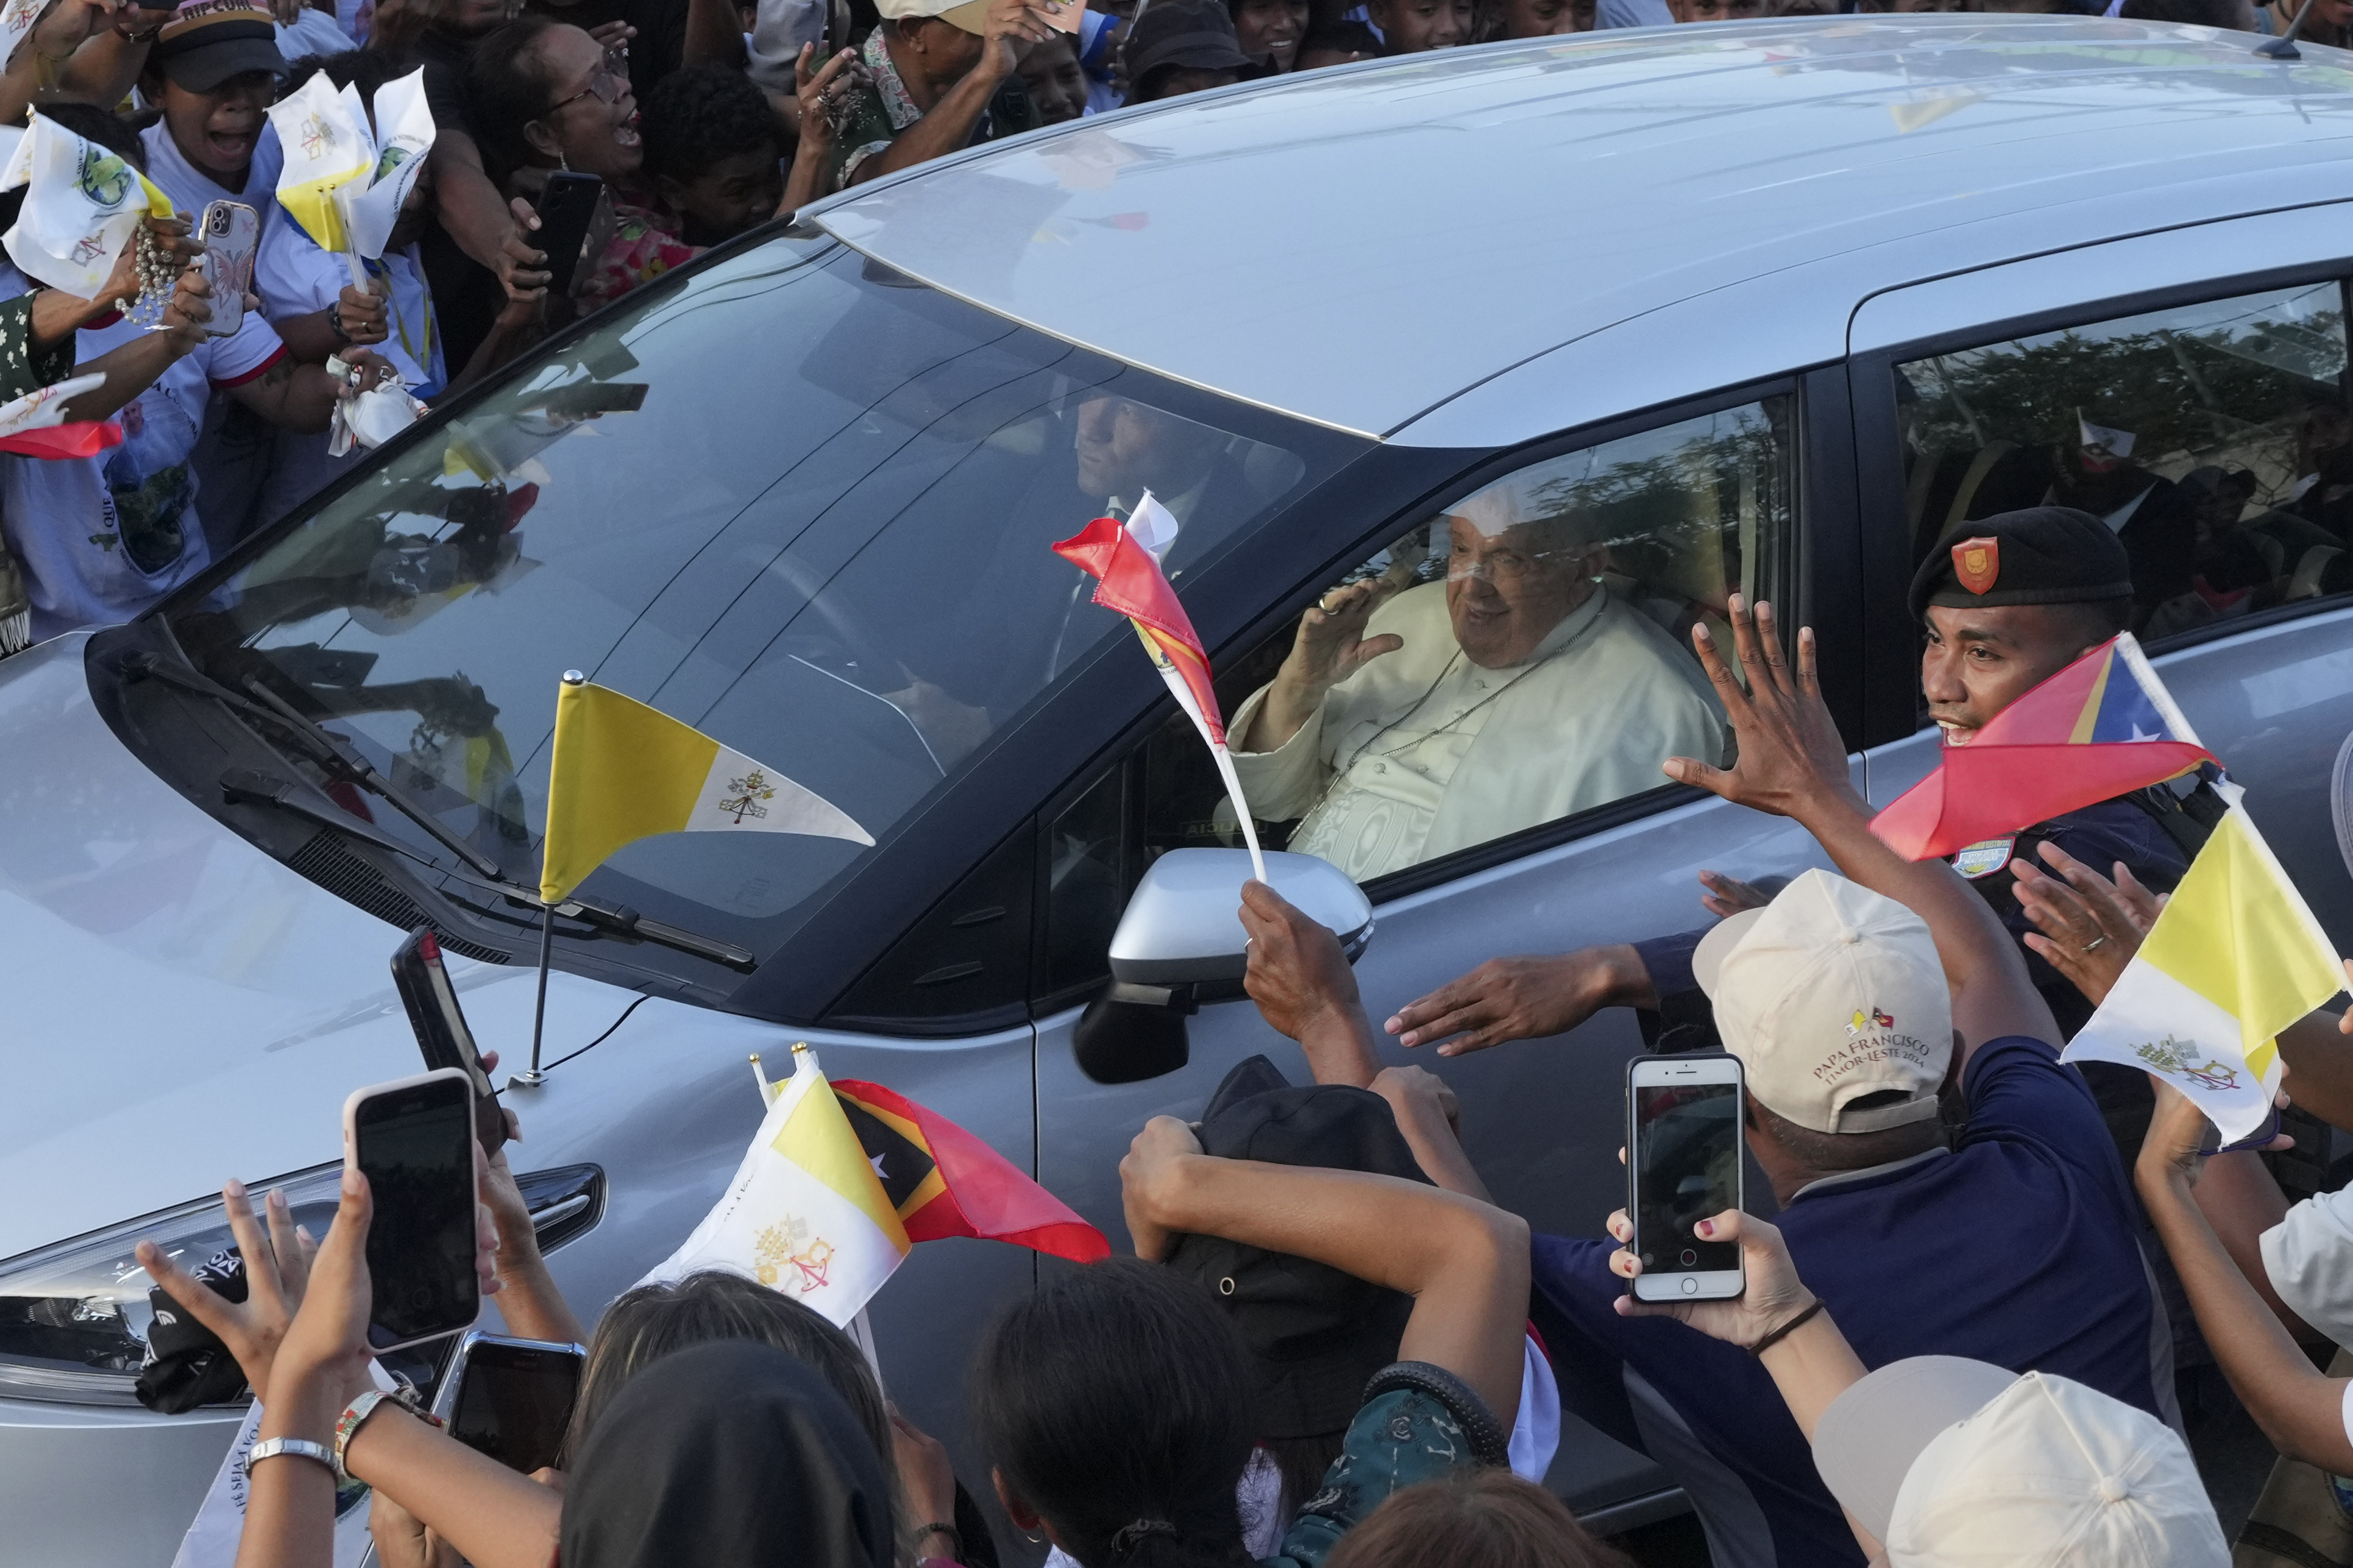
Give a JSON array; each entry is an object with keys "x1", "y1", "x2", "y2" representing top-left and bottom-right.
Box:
[{"x1": 1908, "y1": 506, "x2": 2134, "y2": 622}]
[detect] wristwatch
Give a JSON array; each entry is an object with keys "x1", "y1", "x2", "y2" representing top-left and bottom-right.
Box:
[{"x1": 244, "y1": 1436, "x2": 335, "y2": 1478}]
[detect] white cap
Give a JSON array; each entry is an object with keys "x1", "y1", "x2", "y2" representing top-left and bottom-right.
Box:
[
  {"x1": 875, "y1": 0, "x2": 990, "y2": 32},
  {"x1": 1691, "y1": 868, "x2": 1950, "y2": 1134},
  {"x1": 1814, "y1": 1358, "x2": 2227, "y2": 1566}
]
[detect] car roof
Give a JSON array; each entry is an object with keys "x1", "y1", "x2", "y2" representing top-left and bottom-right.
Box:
[{"x1": 815, "y1": 18, "x2": 2353, "y2": 440}]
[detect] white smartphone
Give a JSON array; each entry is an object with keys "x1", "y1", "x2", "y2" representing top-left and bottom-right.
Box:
[
  {"x1": 1627, "y1": 1053, "x2": 1746, "y2": 1303},
  {"x1": 341, "y1": 1068, "x2": 483, "y2": 1353}
]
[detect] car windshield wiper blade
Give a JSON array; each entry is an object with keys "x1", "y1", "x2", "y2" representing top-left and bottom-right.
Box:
[
  {"x1": 112, "y1": 649, "x2": 508, "y2": 881},
  {"x1": 124, "y1": 651, "x2": 755, "y2": 973},
  {"x1": 220, "y1": 767, "x2": 448, "y2": 871},
  {"x1": 533, "y1": 893, "x2": 758, "y2": 973},
  {"x1": 225, "y1": 771, "x2": 750, "y2": 969}
]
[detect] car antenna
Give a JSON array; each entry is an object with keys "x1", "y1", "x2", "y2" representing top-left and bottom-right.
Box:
[{"x1": 2257, "y1": 0, "x2": 2315, "y2": 58}]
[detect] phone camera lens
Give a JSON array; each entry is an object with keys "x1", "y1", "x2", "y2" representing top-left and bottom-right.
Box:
[{"x1": 1679, "y1": 1248, "x2": 1698, "y2": 1267}]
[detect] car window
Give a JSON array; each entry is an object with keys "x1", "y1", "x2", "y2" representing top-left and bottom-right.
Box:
[
  {"x1": 152, "y1": 240, "x2": 1358, "y2": 968},
  {"x1": 1895, "y1": 282, "x2": 2352, "y2": 642},
  {"x1": 1043, "y1": 397, "x2": 1795, "y2": 989}
]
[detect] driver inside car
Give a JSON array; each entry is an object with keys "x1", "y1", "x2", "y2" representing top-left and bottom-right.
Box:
[{"x1": 1229, "y1": 467, "x2": 1727, "y2": 881}]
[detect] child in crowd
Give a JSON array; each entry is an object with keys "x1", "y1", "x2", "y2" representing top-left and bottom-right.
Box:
[
  {"x1": 1015, "y1": 30, "x2": 1088, "y2": 125},
  {"x1": 973, "y1": 1119, "x2": 1538, "y2": 1566},
  {"x1": 639, "y1": 63, "x2": 785, "y2": 246}
]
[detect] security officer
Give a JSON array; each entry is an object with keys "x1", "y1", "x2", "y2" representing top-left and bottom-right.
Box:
[{"x1": 1385, "y1": 506, "x2": 2233, "y2": 1157}]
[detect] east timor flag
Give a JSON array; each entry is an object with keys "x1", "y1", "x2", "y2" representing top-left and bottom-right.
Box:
[
  {"x1": 834, "y1": 1080, "x2": 1109, "y2": 1263},
  {"x1": 1870, "y1": 633, "x2": 2216, "y2": 862}
]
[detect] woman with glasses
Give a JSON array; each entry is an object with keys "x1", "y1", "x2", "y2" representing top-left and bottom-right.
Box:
[{"x1": 464, "y1": 14, "x2": 701, "y2": 314}]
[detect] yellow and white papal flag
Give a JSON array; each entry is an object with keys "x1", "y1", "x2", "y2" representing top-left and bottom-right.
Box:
[
  {"x1": 0, "y1": 114, "x2": 174, "y2": 297},
  {"x1": 638, "y1": 1047, "x2": 910, "y2": 1326},
  {"x1": 2065, "y1": 801, "x2": 2346, "y2": 1143},
  {"x1": 539, "y1": 678, "x2": 871, "y2": 905}
]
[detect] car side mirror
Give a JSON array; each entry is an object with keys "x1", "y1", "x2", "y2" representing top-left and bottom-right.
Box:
[{"x1": 1073, "y1": 850, "x2": 1374, "y2": 1085}]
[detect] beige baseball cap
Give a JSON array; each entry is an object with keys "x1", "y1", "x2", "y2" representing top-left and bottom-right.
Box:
[
  {"x1": 1691, "y1": 868, "x2": 1951, "y2": 1135},
  {"x1": 1813, "y1": 1358, "x2": 2227, "y2": 1566},
  {"x1": 875, "y1": 0, "x2": 992, "y2": 32}
]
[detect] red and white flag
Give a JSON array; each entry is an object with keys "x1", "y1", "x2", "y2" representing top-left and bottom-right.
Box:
[{"x1": 1054, "y1": 494, "x2": 1267, "y2": 880}]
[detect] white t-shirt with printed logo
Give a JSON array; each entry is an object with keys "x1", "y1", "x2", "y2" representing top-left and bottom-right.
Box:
[{"x1": 0, "y1": 262, "x2": 287, "y2": 639}]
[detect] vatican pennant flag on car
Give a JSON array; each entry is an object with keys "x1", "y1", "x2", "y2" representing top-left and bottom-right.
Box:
[
  {"x1": 539, "y1": 676, "x2": 872, "y2": 906},
  {"x1": 523, "y1": 675, "x2": 870, "y2": 1080},
  {"x1": 1870, "y1": 633, "x2": 2215, "y2": 862},
  {"x1": 0, "y1": 113, "x2": 175, "y2": 297},
  {"x1": 2064, "y1": 803, "x2": 2345, "y2": 1143},
  {"x1": 641, "y1": 1046, "x2": 910, "y2": 1327},
  {"x1": 1053, "y1": 494, "x2": 1268, "y2": 881}
]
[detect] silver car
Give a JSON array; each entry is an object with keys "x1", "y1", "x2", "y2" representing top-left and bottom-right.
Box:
[{"x1": 7, "y1": 15, "x2": 2353, "y2": 1564}]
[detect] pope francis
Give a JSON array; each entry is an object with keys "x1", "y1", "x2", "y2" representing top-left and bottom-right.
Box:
[{"x1": 1229, "y1": 470, "x2": 1728, "y2": 881}]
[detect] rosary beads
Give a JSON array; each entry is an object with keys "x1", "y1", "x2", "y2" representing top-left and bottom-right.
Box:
[{"x1": 116, "y1": 224, "x2": 178, "y2": 330}]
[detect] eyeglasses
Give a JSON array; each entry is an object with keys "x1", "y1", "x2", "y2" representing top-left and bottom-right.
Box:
[{"x1": 541, "y1": 46, "x2": 630, "y2": 118}]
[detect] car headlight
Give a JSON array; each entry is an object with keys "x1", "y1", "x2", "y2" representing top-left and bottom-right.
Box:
[{"x1": 0, "y1": 1163, "x2": 604, "y2": 1407}]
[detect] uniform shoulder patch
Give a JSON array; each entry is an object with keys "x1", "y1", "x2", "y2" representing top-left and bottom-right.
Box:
[{"x1": 1951, "y1": 836, "x2": 2015, "y2": 879}]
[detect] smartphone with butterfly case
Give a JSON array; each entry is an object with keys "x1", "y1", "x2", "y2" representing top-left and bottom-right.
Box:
[{"x1": 197, "y1": 200, "x2": 259, "y2": 336}]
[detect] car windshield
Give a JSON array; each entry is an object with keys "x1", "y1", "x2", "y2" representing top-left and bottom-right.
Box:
[{"x1": 153, "y1": 236, "x2": 1353, "y2": 960}]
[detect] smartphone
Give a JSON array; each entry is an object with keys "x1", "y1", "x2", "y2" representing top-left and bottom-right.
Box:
[
  {"x1": 1627, "y1": 1054, "x2": 1745, "y2": 1303},
  {"x1": 390, "y1": 927, "x2": 506, "y2": 1155},
  {"x1": 430, "y1": 1332, "x2": 586, "y2": 1474},
  {"x1": 342, "y1": 1069, "x2": 483, "y2": 1353},
  {"x1": 196, "y1": 200, "x2": 258, "y2": 337},
  {"x1": 533, "y1": 172, "x2": 606, "y2": 299}
]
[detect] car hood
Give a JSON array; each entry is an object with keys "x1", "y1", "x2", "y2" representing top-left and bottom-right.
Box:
[{"x1": 0, "y1": 634, "x2": 602, "y2": 1261}]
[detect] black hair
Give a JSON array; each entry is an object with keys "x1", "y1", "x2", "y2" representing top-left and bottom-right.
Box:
[
  {"x1": 639, "y1": 63, "x2": 779, "y2": 186},
  {"x1": 283, "y1": 47, "x2": 415, "y2": 99},
  {"x1": 972, "y1": 1258, "x2": 1259, "y2": 1568},
  {"x1": 34, "y1": 101, "x2": 146, "y2": 169},
  {"x1": 463, "y1": 13, "x2": 564, "y2": 184},
  {"x1": 0, "y1": 103, "x2": 144, "y2": 236},
  {"x1": 567, "y1": 1270, "x2": 892, "y2": 1473},
  {"x1": 1746, "y1": 1090, "x2": 1949, "y2": 1173},
  {"x1": 1296, "y1": 18, "x2": 1379, "y2": 54},
  {"x1": 2081, "y1": 595, "x2": 2135, "y2": 636},
  {"x1": 2118, "y1": 0, "x2": 2249, "y2": 22}
]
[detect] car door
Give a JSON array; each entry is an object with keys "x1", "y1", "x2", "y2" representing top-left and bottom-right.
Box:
[
  {"x1": 1027, "y1": 368, "x2": 1870, "y2": 1527},
  {"x1": 1843, "y1": 204, "x2": 2353, "y2": 948}
]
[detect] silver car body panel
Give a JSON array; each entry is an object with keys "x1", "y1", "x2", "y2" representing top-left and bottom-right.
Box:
[
  {"x1": 0, "y1": 634, "x2": 1037, "y2": 1564},
  {"x1": 12, "y1": 20, "x2": 2353, "y2": 1566},
  {"x1": 817, "y1": 18, "x2": 2353, "y2": 441}
]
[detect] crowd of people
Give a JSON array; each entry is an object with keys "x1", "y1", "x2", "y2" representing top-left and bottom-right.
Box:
[
  {"x1": 0, "y1": 0, "x2": 2321, "y2": 653},
  {"x1": 0, "y1": 0, "x2": 2325, "y2": 1562},
  {"x1": 126, "y1": 502, "x2": 2353, "y2": 1568}
]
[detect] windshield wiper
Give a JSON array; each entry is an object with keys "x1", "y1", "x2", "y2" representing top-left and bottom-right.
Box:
[
  {"x1": 112, "y1": 648, "x2": 508, "y2": 881},
  {"x1": 225, "y1": 772, "x2": 754, "y2": 970},
  {"x1": 221, "y1": 767, "x2": 447, "y2": 871},
  {"x1": 538, "y1": 895, "x2": 758, "y2": 973},
  {"x1": 122, "y1": 650, "x2": 757, "y2": 973}
]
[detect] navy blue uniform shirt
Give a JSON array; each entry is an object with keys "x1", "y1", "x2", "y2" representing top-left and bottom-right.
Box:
[
  {"x1": 1633, "y1": 794, "x2": 2193, "y2": 1040},
  {"x1": 1531, "y1": 1036, "x2": 2165, "y2": 1567}
]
